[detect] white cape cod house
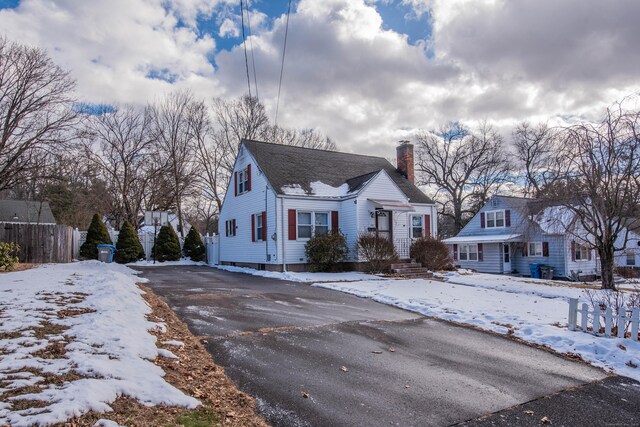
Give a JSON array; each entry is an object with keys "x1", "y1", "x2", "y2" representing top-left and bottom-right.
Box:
[
  {"x1": 443, "y1": 195, "x2": 599, "y2": 279},
  {"x1": 218, "y1": 140, "x2": 437, "y2": 271}
]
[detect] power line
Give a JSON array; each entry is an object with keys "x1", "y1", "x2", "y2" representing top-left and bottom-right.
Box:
[
  {"x1": 240, "y1": 0, "x2": 252, "y2": 98},
  {"x1": 274, "y1": 0, "x2": 292, "y2": 126},
  {"x1": 245, "y1": 4, "x2": 259, "y2": 100}
]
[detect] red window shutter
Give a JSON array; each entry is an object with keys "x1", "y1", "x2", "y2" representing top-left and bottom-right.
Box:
[
  {"x1": 331, "y1": 211, "x2": 339, "y2": 233},
  {"x1": 478, "y1": 243, "x2": 484, "y2": 262},
  {"x1": 232, "y1": 219, "x2": 236, "y2": 236},
  {"x1": 247, "y1": 164, "x2": 252, "y2": 192},
  {"x1": 262, "y1": 211, "x2": 267, "y2": 241},
  {"x1": 251, "y1": 215, "x2": 255, "y2": 242},
  {"x1": 234, "y1": 172, "x2": 238, "y2": 196},
  {"x1": 424, "y1": 215, "x2": 431, "y2": 239},
  {"x1": 288, "y1": 210, "x2": 296, "y2": 240},
  {"x1": 542, "y1": 241, "x2": 549, "y2": 257},
  {"x1": 571, "y1": 241, "x2": 576, "y2": 261},
  {"x1": 480, "y1": 212, "x2": 485, "y2": 228},
  {"x1": 505, "y1": 210, "x2": 511, "y2": 227},
  {"x1": 453, "y1": 244, "x2": 458, "y2": 261}
]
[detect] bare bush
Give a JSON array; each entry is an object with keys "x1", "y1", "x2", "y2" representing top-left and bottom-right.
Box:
[
  {"x1": 356, "y1": 233, "x2": 398, "y2": 273},
  {"x1": 410, "y1": 238, "x2": 453, "y2": 271},
  {"x1": 584, "y1": 287, "x2": 640, "y2": 336}
]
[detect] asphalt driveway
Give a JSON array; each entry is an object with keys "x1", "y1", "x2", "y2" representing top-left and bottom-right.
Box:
[{"x1": 136, "y1": 266, "x2": 640, "y2": 426}]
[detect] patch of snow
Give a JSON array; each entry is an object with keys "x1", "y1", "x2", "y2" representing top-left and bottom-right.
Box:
[
  {"x1": 313, "y1": 273, "x2": 640, "y2": 382},
  {"x1": 0, "y1": 261, "x2": 199, "y2": 426},
  {"x1": 127, "y1": 259, "x2": 206, "y2": 267},
  {"x1": 157, "y1": 348, "x2": 179, "y2": 359},
  {"x1": 309, "y1": 181, "x2": 349, "y2": 197},
  {"x1": 280, "y1": 184, "x2": 306, "y2": 195},
  {"x1": 93, "y1": 419, "x2": 124, "y2": 427},
  {"x1": 162, "y1": 340, "x2": 185, "y2": 347},
  {"x1": 215, "y1": 265, "x2": 386, "y2": 283},
  {"x1": 535, "y1": 205, "x2": 575, "y2": 234}
]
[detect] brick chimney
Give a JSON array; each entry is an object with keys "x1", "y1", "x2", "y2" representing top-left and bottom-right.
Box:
[{"x1": 396, "y1": 141, "x2": 414, "y2": 184}]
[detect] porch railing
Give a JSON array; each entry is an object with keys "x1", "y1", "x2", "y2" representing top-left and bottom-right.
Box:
[{"x1": 395, "y1": 238, "x2": 411, "y2": 259}]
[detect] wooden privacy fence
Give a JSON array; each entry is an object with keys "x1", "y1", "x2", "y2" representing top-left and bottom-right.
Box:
[
  {"x1": 568, "y1": 298, "x2": 639, "y2": 341},
  {"x1": 0, "y1": 223, "x2": 73, "y2": 263}
]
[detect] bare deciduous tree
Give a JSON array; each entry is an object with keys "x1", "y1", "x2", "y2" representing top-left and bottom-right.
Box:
[
  {"x1": 513, "y1": 122, "x2": 564, "y2": 197},
  {"x1": 416, "y1": 121, "x2": 513, "y2": 235},
  {"x1": 558, "y1": 103, "x2": 640, "y2": 290},
  {"x1": 0, "y1": 37, "x2": 78, "y2": 191},
  {"x1": 82, "y1": 105, "x2": 158, "y2": 228}
]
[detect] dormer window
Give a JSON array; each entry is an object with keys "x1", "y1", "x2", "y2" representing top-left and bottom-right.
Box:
[{"x1": 485, "y1": 210, "x2": 505, "y2": 228}]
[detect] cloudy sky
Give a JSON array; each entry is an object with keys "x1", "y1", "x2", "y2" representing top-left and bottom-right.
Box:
[{"x1": 1, "y1": 0, "x2": 638, "y2": 157}]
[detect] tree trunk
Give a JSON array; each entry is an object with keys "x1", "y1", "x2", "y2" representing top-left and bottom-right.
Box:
[{"x1": 598, "y1": 246, "x2": 617, "y2": 290}]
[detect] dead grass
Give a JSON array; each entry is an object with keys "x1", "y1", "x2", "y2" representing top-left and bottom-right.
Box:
[
  {"x1": 60, "y1": 284, "x2": 268, "y2": 427},
  {"x1": 0, "y1": 263, "x2": 36, "y2": 273}
]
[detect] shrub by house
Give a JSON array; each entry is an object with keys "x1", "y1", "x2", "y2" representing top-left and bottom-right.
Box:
[
  {"x1": 304, "y1": 231, "x2": 348, "y2": 272},
  {"x1": 410, "y1": 238, "x2": 453, "y2": 271},
  {"x1": 356, "y1": 232, "x2": 398, "y2": 273}
]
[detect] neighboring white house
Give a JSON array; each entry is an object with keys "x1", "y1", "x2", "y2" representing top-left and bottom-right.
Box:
[
  {"x1": 218, "y1": 139, "x2": 437, "y2": 271},
  {"x1": 614, "y1": 224, "x2": 640, "y2": 269}
]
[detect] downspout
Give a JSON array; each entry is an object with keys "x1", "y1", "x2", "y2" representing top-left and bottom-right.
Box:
[
  {"x1": 265, "y1": 185, "x2": 269, "y2": 263},
  {"x1": 281, "y1": 196, "x2": 287, "y2": 272}
]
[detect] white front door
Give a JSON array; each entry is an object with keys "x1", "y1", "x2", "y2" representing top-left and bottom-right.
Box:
[{"x1": 503, "y1": 243, "x2": 511, "y2": 274}]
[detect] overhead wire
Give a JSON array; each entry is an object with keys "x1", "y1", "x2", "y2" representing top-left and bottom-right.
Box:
[
  {"x1": 245, "y1": 3, "x2": 259, "y2": 100},
  {"x1": 240, "y1": 0, "x2": 252, "y2": 98},
  {"x1": 274, "y1": 0, "x2": 292, "y2": 127}
]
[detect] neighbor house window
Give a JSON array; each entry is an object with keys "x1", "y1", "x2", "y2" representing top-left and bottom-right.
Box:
[
  {"x1": 485, "y1": 210, "x2": 505, "y2": 228},
  {"x1": 574, "y1": 243, "x2": 590, "y2": 261},
  {"x1": 411, "y1": 215, "x2": 423, "y2": 239},
  {"x1": 459, "y1": 244, "x2": 478, "y2": 261},
  {"x1": 627, "y1": 252, "x2": 636, "y2": 266},
  {"x1": 528, "y1": 242, "x2": 543, "y2": 257},
  {"x1": 297, "y1": 211, "x2": 329, "y2": 239},
  {"x1": 255, "y1": 213, "x2": 263, "y2": 241},
  {"x1": 238, "y1": 168, "x2": 249, "y2": 194}
]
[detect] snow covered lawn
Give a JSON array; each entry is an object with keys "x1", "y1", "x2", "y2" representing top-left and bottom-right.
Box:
[
  {"x1": 0, "y1": 261, "x2": 199, "y2": 426},
  {"x1": 314, "y1": 272, "x2": 640, "y2": 382}
]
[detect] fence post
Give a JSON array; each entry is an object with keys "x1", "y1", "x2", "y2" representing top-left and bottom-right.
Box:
[
  {"x1": 568, "y1": 298, "x2": 578, "y2": 331},
  {"x1": 580, "y1": 303, "x2": 589, "y2": 331},
  {"x1": 604, "y1": 307, "x2": 613, "y2": 337},
  {"x1": 617, "y1": 311, "x2": 626, "y2": 339},
  {"x1": 632, "y1": 307, "x2": 639, "y2": 342},
  {"x1": 593, "y1": 306, "x2": 601, "y2": 335}
]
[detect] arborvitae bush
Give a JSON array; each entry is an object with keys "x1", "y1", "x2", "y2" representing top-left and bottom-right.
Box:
[
  {"x1": 410, "y1": 238, "x2": 453, "y2": 271},
  {"x1": 304, "y1": 231, "x2": 348, "y2": 272},
  {"x1": 356, "y1": 232, "x2": 398, "y2": 273},
  {"x1": 79, "y1": 213, "x2": 112, "y2": 259},
  {"x1": 114, "y1": 220, "x2": 145, "y2": 264},
  {"x1": 0, "y1": 242, "x2": 20, "y2": 271},
  {"x1": 153, "y1": 223, "x2": 181, "y2": 262},
  {"x1": 183, "y1": 227, "x2": 206, "y2": 262}
]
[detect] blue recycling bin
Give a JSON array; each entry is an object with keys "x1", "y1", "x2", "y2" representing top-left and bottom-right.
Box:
[
  {"x1": 97, "y1": 244, "x2": 116, "y2": 263},
  {"x1": 529, "y1": 263, "x2": 541, "y2": 278}
]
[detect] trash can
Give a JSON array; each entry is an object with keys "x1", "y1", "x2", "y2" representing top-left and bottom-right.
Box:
[
  {"x1": 97, "y1": 244, "x2": 116, "y2": 263},
  {"x1": 539, "y1": 266, "x2": 553, "y2": 280},
  {"x1": 529, "y1": 263, "x2": 541, "y2": 279}
]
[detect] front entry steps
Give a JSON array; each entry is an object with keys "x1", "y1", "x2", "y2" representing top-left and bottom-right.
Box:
[{"x1": 389, "y1": 260, "x2": 433, "y2": 279}]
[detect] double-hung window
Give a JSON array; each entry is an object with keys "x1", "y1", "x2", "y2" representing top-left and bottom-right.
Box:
[
  {"x1": 485, "y1": 210, "x2": 505, "y2": 228},
  {"x1": 255, "y1": 213, "x2": 263, "y2": 241},
  {"x1": 225, "y1": 219, "x2": 236, "y2": 237},
  {"x1": 575, "y1": 243, "x2": 590, "y2": 261},
  {"x1": 238, "y1": 168, "x2": 249, "y2": 194},
  {"x1": 528, "y1": 242, "x2": 543, "y2": 257},
  {"x1": 297, "y1": 211, "x2": 329, "y2": 238},
  {"x1": 627, "y1": 252, "x2": 636, "y2": 266},
  {"x1": 411, "y1": 215, "x2": 423, "y2": 239},
  {"x1": 459, "y1": 244, "x2": 478, "y2": 261}
]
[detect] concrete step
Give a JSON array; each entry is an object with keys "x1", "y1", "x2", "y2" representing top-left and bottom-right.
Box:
[
  {"x1": 390, "y1": 268, "x2": 433, "y2": 279},
  {"x1": 390, "y1": 262, "x2": 422, "y2": 270}
]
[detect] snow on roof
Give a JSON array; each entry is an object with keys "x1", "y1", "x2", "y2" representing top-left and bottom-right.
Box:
[
  {"x1": 442, "y1": 234, "x2": 522, "y2": 244},
  {"x1": 535, "y1": 205, "x2": 575, "y2": 234},
  {"x1": 281, "y1": 181, "x2": 351, "y2": 198}
]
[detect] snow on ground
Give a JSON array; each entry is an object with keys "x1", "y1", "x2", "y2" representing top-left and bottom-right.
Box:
[
  {"x1": 0, "y1": 261, "x2": 199, "y2": 426},
  {"x1": 215, "y1": 265, "x2": 385, "y2": 283},
  {"x1": 314, "y1": 272, "x2": 640, "y2": 381},
  {"x1": 127, "y1": 259, "x2": 207, "y2": 267}
]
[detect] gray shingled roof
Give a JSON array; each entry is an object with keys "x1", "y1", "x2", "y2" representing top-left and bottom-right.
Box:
[
  {"x1": 243, "y1": 139, "x2": 433, "y2": 204},
  {"x1": 0, "y1": 200, "x2": 57, "y2": 224}
]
